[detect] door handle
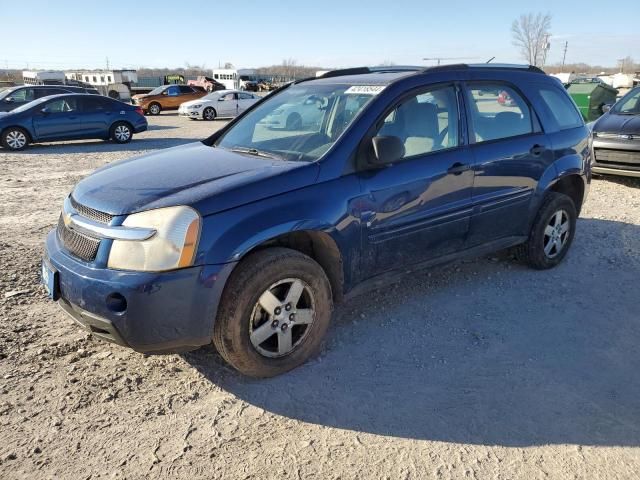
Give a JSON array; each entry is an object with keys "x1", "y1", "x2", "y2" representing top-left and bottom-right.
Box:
[
  {"x1": 530, "y1": 144, "x2": 546, "y2": 156},
  {"x1": 447, "y1": 162, "x2": 471, "y2": 175}
]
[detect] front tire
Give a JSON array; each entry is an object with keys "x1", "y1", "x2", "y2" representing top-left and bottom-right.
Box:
[
  {"x1": 515, "y1": 192, "x2": 577, "y2": 269},
  {"x1": 213, "y1": 248, "x2": 333, "y2": 377},
  {"x1": 203, "y1": 107, "x2": 216, "y2": 121},
  {"x1": 147, "y1": 102, "x2": 161, "y2": 115},
  {"x1": 110, "y1": 122, "x2": 133, "y2": 144},
  {"x1": 1, "y1": 127, "x2": 30, "y2": 151}
]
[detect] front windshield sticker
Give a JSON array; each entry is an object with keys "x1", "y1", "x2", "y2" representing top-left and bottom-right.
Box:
[{"x1": 344, "y1": 85, "x2": 385, "y2": 95}]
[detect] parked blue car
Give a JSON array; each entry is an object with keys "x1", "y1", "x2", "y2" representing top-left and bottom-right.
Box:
[
  {"x1": 0, "y1": 94, "x2": 147, "y2": 150},
  {"x1": 43, "y1": 65, "x2": 590, "y2": 377}
]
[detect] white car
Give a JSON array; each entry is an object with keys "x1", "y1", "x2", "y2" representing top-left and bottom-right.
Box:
[
  {"x1": 259, "y1": 95, "x2": 325, "y2": 130},
  {"x1": 178, "y1": 90, "x2": 259, "y2": 121}
]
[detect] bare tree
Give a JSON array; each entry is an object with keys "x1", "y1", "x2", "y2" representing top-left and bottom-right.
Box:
[{"x1": 511, "y1": 13, "x2": 552, "y2": 67}]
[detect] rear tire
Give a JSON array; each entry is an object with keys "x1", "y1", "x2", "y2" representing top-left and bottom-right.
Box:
[
  {"x1": 213, "y1": 248, "x2": 333, "y2": 378},
  {"x1": 1, "y1": 127, "x2": 30, "y2": 151},
  {"x1": 515, "y1": 192, "x2": 577, "y2": 269},
  {"x1": 147, "y1": 103, "x2": 161, "y2": 115},
  {"x1": 110, "y1": 122, "x2": 133, "y2": 144}
]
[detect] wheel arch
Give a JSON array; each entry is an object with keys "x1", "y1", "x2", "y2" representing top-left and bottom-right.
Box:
[
  {"x1": 1, "y1": 125, "x2": 34, "y2": 143},
  {"x1": 238, "y1": 229, "x2": 345, "y2": 303}
]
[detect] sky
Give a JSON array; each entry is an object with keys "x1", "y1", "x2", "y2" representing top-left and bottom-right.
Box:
[{"x1": 1, "y1": 0, "x2": 638, "y2": 71}]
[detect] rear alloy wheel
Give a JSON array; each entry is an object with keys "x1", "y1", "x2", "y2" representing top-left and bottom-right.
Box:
[
  {"x1": 515, "y1": 192, "x2": 577, "y2": 269},
  {"x1": 111, "y1": 122, "x2": 132, "y2": 144},
  {"x1": 213, "y1": 248, "x2": 332, "y2": 377},
  {"x1": 148, "y1": 103, "x2": 161, "y2": 115},
  {"x1": 203, "y1": 107, "x2": 216, "y2": 121},
  {"x1": 1, "y1": 128, "x2": 29, "y2": 151}
]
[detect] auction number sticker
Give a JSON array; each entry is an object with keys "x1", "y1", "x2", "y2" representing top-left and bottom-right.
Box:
[{"x1": 345, "y1": 85, "x2": 386, "y2": 95}]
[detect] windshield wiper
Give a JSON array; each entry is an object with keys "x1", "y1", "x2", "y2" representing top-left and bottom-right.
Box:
[{"x1": 229, "y1": 147, "x2": 282, "y2": 160}]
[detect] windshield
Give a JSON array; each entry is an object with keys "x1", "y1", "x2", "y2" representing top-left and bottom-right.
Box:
[
  {"x1": 613, "y1": 88, "x2": 640, "y2": 115},
  {"x1": 147, "y1": 86, "x2": 166, "y2": 96},
  {"x1": 215, "y1": 83, "x2": 381, "y2": 162},
  {"x1": 204, "y1": 91, "x2": 224, "y2": 100}
]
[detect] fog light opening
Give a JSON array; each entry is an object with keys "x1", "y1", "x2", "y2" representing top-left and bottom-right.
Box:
[{"x1": 106, "y1": 293, "x2": 127, "y2": 313}]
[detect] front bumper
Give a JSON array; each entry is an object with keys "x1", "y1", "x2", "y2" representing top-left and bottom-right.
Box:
[
  {"x1": 592, "y1": 136, "x2": 640, "y2": 177},
  {"x1": 178, "y1": 107, "x2": 202, "y2": 118},
  {"x1": 44, "y1": 229, "x2": 235, "y2": 353}
]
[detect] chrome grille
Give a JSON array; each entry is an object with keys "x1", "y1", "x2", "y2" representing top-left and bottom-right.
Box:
[
  {"x1": 70, "y1": 196, "x2": 114, "y2": 224},
  {"x1": 594, "y1": 149, "x2": 640, "y2": 166},
  {"x1": 57, "y1": 215, "x2": 100, "y2": 262}
]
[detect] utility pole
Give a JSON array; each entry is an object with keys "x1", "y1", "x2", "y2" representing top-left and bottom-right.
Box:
[{"x1": 561, "y1": 41, "x2": 568, "y2": 71}]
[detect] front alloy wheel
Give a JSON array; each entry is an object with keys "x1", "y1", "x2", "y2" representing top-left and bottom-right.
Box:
[
  {"x1": 2, "y1": 128, "x2": 29, "y2": 151},
  {"x1": 249, "y1": 278, "x2": 316, "y2": 358}
]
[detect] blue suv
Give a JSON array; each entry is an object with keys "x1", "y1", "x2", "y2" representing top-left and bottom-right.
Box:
[{"x1": 42, "y1": 65, "x2": 590, "y2": 377}]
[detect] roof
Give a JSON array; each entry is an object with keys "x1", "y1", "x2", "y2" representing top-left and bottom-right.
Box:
[{"x1": 303, "y1": 64, "x2": 545, "y2": 86}]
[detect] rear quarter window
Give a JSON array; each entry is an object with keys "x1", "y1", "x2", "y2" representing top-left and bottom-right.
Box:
[{"x1": 537, "y1": 86, "x2": 584, "y2": 131}]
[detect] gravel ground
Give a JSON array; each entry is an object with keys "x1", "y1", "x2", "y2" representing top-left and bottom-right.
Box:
[{"x1": 1, "y1": 113, "x2": 640, "y2": 479}]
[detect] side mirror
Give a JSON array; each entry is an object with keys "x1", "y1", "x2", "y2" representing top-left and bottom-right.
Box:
[
  {"x1": 161, "y1": 91, "x2": 168, "y2": 96},
  {"x1": 602, "y1": 103, "x2": 612, "y2": 113},
  {"x1": 218, "y1": 97, "x2": 225, "y2": 101},
  {"x1": 40, "y1": 108, "x2": 50, "y2": 115},
  {"x1": 371, "y1": 136, "x2": 405, "y2": 166},
  {"x1": 5, "y1": 97, "x2": 14, "y2": 103}
]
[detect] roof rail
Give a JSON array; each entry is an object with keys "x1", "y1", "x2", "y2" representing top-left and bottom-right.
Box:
[{"x1": 422, "y1": 63, "x2": 545, "y2": 74}]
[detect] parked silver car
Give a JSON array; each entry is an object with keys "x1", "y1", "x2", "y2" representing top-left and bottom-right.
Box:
[{"x1": 178, "y1": 90, "x2": 259, "y2": 121}]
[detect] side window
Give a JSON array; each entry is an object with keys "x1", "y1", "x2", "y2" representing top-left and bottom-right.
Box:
[
  {"x1": 238, "y1": 93, "x2": 253, "y2": 100},
  {"x1": 376, "y1": 85, "x2": 459, "y2": 158},
  {"x1": 538, "y1": 87, "x2": 584, "y2": 130},
  {"x1": 81, "y1": 97, "x2": 111, "y2": 111},
  {"x1": 8, "y1": 88, "x2": 35, "y2": 102},
  {"x1": 44, "y1": 97, "x2": 78, "y2": 113},
  {"x1": 221, "y1": 93, "x2": 235, "y2": 101},
  {"x1": 38, "y1": 88, "x2": 65, "y2": 98},
  {"x1": 178, "y1": 85, "x2": 193, "y2": 94},
  {"x1": 166, "y1": 86, "x2": 179, "y2": 96},
  {"x1": 465, "y1": 84, "x2": 534, "y2": 143}
]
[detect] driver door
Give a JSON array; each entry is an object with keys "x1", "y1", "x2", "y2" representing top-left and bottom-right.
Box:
[
  {"x1": 217, "y1": 92, "x2": 239, "y2": 116},
  {"x1": 33, "y1": 96, "x2": 87, "y2": 139}
]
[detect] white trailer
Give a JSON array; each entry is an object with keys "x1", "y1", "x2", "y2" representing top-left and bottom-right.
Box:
[{"x1": 212, "y1": 69, "x2": 239, "y2": 90}]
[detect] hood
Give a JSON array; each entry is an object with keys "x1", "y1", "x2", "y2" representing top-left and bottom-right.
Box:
[
  {"x1": 593, "y1": 112, "x2": 640, "y2": 135},
  {"x1": 181, "y1": 98, "x2": 212, "y2": 107},
  {"x1": 132, "y1": 93, "x2": 149, "y2": 101},
  {"x1": 72, "y1": 142, "x2": 319, "y2": 216}
]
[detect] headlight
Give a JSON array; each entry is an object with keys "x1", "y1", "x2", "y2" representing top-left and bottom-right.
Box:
[
  {"x1": 190, "y1": 104, "x2": 202, "y2": 109},
  {"x1": 107, "y1": 206, "x2": 201, "y2": 272}
]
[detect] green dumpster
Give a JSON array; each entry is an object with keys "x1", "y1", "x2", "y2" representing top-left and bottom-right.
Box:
[{"x1": 567, "y1": 80, "x2": 618, "y2": 122}]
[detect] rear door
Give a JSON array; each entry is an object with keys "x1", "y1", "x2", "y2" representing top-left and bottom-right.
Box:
[
  {"x1": 32, "y1": 96, "x2": 87, "y2": 140},
  {"x1": 78, "y1": 96, "x2": 114, "y2": 137},
  {"x1": 237, "y1": 92, "x2": 256, "y2": 114},
  {"x1": 358, "y1": 84, "x2": 475, "y2": 277},
  {"x1": 463, "y1": 82, "x2": 553, "y2": 246}
]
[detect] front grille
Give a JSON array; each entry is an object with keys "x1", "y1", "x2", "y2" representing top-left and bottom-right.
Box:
[
  {"x1": 57, "y1": 215, "x2": 100, "y2": 262},
  {"x1": 594, "y1": 149, "x2": 640, "y2": 167},
  {"x1": 70, "y1": 196, "x2": 114, "y2": 224}
]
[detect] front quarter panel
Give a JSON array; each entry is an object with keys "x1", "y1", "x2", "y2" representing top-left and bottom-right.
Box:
[{"x1": 197, "y1": 175, "x2": 362, "y2": 289}]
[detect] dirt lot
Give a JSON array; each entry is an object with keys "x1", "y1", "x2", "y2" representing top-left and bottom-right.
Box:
[{"x1": 1, "y1": 113, "x2": 639, "y2": 479}]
